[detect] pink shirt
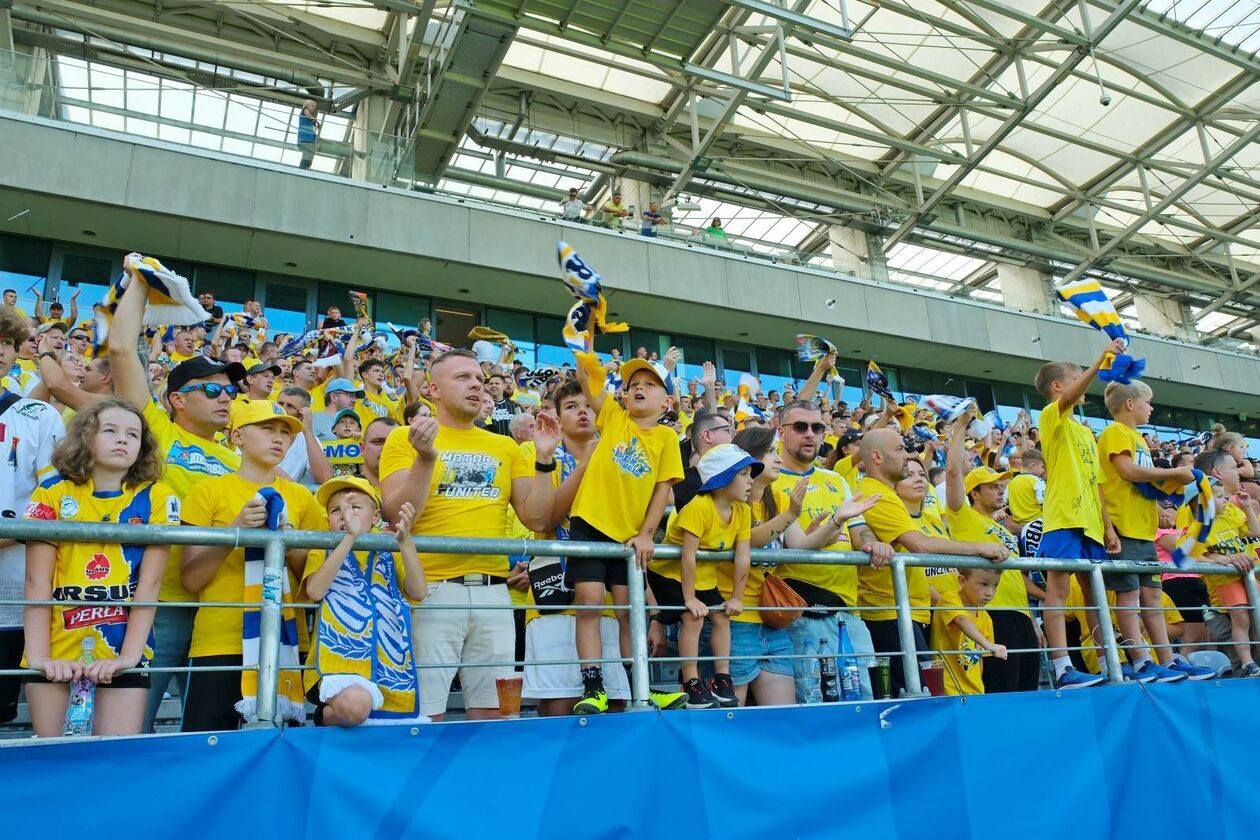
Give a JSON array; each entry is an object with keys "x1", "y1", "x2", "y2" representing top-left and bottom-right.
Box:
[{"x1": 1157, "y1": 526, "x2": 1194, "y2": 579}]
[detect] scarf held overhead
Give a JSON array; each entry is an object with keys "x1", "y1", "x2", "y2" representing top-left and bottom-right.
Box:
[
  {"x1": 1055, "y1": 279, "x2": 1146, "y2": 384},
  {"x1": 94, "y1": 253, "x2": 211, "y2": 359}
]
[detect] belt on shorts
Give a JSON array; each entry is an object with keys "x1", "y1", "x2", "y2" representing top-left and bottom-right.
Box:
[{"x1": 440, "y1": 573, "x2": 508, "y2": 586}]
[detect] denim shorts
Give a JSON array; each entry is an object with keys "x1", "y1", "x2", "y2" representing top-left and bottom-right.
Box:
[{"x1": 729, "y1": 621, "x2": 794, "y2": 687}]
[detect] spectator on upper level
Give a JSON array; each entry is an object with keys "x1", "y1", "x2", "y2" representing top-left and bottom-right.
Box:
[
  {"x1": 297, "y1": 99, "x2": 320, "y2": 170},
  {"x1": 197, "y1": 292, "x2": 224, "y2": 325},
  {"x1": 599, "y1": 192, "x2": 630, "y2": 229},
  {"x1": 321, "y1": 306, "x2": 347, "y2": 329},
  {"x1": 640, "y1": 201, "x2": 665, "y2": 237},
  {"x1": 560, "y1": 187, "x2": 588, "y2": 223},
  {"x1": 703, "y1": 217, "x2": 729, "y2": 241}
]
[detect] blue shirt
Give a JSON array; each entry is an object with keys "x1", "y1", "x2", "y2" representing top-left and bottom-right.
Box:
[{"x1": 298, "y1": 113, "x2": 317, "y2": 144}]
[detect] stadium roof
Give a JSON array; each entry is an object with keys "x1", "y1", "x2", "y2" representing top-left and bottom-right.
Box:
[{"x1": 6, "y1": 0, "x2": 1260, "y2": 348}]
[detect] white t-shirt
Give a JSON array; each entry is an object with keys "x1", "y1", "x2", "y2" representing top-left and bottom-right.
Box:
[
  {"x1": 278, "y1": 432, "x2": 318, "y2": 490},
  {"x1": 0, "y1": 396, "x2": 65, "y2": 628},
  {"x1": 472, "y1": 339, "x2": 500, "y2": 366}
]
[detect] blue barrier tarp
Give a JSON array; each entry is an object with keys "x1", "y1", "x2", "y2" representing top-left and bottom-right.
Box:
[{"x1": 3, "y1": 680, "x2": 1257, "y2": 839}]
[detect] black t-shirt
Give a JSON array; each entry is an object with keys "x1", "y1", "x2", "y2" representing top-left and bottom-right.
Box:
[
  {"x1": 321, "y1": 317, "x2": 348, "y2": 329},
  {"x1": 489, "y1": 397, "x2": 520, "y2": 436},
  {"x1": 673, "y1": 466, "x2": 703, "y2": 513}
]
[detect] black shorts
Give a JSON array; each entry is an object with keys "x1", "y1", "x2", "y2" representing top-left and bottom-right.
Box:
[
  {"x1": 1164, "y1": 577, "x2": 1210, "y2": 624},
  {"x1": 646, "y1": 570, "x2": 724, "y2": 625},
  {"x1": 181, "y1": 654, "x2": 245, "y2": 733},
  {"x1": 26, "y1": 670, "x2": 151, "y2": 690},
  {"x1": 565, "y1": 517, "x2": 629, "y2": 588}
]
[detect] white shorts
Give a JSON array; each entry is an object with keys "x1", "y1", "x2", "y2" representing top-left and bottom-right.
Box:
[
  {"x1": 411, "y1": 581, "x2": 515, "y2": 717},
  {"x1": 522, "y1": 614, "x2": 629, "y2": 701}
]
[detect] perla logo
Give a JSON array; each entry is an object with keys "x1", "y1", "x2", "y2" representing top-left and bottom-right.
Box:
[
  {"x1": 168, "y1": 442, "x2": 232, "y2": 477},
  {"x1": 611, "y1": 437, "x2": 650, "y2": 478}
]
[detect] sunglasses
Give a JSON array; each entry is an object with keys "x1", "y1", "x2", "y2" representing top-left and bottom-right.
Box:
[
  {"x1": 787, "y1": 421, "x2": 828, "y2": 435},
  {"x1": 175, "y1": 383, "x2": 240, "y2": 400},
  {"x1": 69, "y1": 333, "x2": 90, "y2": 342}
]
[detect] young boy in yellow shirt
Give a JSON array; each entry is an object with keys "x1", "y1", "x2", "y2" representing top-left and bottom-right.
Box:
[
  {"x1": 1098, "y1": 380, "x2": 1210, "y2": 682},
  {"x1": 180, "y1": 400, "x2": 327, "y2": 731},
  {"x1": 930, "y1": 567, "x2": 1007, "y2": 695},
  {"x1": 568, "y1": 354, "x2": 684, "y2": 714},
  {"x1": 1033, "y1": 337, "x2": 1125, "y2": 689}
]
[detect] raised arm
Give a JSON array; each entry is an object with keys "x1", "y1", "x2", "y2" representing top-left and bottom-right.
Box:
[
  {"x1": 106, "y1": 274, "x2": 155, "y2": 410},
  {"x1": 944, "y1": 412, "x2": 971, "y2": 513},
  {"x1": 797, "y1": 352, "x2": 835, "y2": 404},
  {"x1": 1056, "y1": 337, "x2": 1126, "y2": 413}
]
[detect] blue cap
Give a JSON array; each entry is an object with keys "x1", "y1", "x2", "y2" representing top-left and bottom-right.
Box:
[{"x1": 326, "y1": 378, "x2": 365, "y2": 398}]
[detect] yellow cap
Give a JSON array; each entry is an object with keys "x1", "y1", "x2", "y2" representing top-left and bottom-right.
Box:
[
  {"x1": 316, "y1": 476, "x2": 382, "y2": 510},
  {"x1": 618, "y1": 358, "x2": 666, "y2": 388},
  {"x1": 231, "y1": 399, "x2": 303, "y2": 435},
  {"x1": 963, "y1": 466, "x2": 1013, "y2": 495}
]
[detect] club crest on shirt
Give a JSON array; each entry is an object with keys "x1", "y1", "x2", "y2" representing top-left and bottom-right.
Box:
[
  {"x1": 59, "y1": 496, "x2": 80, "y2": 519},
  {"x1": 611, "y1": 437, "x2": 650, "y2": 478},
  {"x1": 85, "y1": 553, "x2": 110, "y2": 580}
]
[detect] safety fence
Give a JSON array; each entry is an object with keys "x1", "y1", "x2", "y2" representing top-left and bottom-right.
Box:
[{"x1": 2, "y1": 519, "x2": 1257, "y2": 726}]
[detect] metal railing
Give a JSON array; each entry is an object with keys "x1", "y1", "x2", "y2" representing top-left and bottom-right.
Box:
[{"x1": 2, "y1": 519, "x2": 1256, "y2": 726}]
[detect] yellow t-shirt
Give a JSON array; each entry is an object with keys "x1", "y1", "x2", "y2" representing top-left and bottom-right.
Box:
[
  {"x1": 570, "y1": 398, "x2": 685, "y2": 542},
  {"x1": 855, "y1": 475, "x2": 931, "y2": 623},
  {"x1": 144, "y1": 400, "x2": 241, "y2": 602},
  {"x1": 1098, "y1": 422, "x2": 1156, "y2": 541},
  {"x1": 1178, "y1": 501, "x2": 1249, "y2": 601},
  {"x1": 833, "y1": 455, "x2": 860, "y2": 491},
  {"x1": 23, "y1": 478, "x2": 180, "y2": 663},
  {"x1": 930, "y1": 587, "x2": 992, "y2": 696},
  {"x1": 1006, "y1": 473, "x2": 1044, "y2": 522},
  {"x1": 181, "y1": 473, "x2": 326, "y2": 658},
  {"x1": 943, "y1": 503, "x2": 1030, "y2": 617},
  {"x1": 772, "y1": 467, "x2": 864, "y2": 606},
  {"x1": 169, "y1": 350, "x2": 196, "y2": 365},
  {"x1": 378, "y1": 423, "x2": 532, "y2": 579},
  {"x1": 654, "y1": 494, "x2": 751, "y2": 592},
  {"x1": 357, "y1": 387, "x2": 402, "y2": 430},
  {"x1": 717, "y1": 490, "x2": 790, "y2": 624},
  {"x1": 1038, "y1": 403, "x2": 1102, "y2": 543},
  {"x1": 309, "y1": 379, "x2": 330, "y2": 412}
]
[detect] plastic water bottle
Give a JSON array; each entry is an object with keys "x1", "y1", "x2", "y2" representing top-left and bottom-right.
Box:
[
  {"x1": 818, "y1": 639, "x2": 840, "y2": 703},
  {"x1": 63, "y1": 638, "x2": 96, "y2": 736},
  {"x1": 801, "y1": 639, "x2": 823, "y2": 705},
  {"x1": 838, "y1": 622, "x2": 862, "y2": 701}
]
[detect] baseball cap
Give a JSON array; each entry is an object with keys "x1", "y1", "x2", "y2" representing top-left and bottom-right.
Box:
[
  {"x1": 326, "y1": 377, "x2": 365, "y2": 398},
  {"x1": 167, "y1": 356, "x2": 247, "y2": 395},
  {"x1": 838, "y1": 429, "x2": 862, "y2": 447},
  {"x1": 316, "y1": 476, "x2": 382, "y2": 510},
  {"x1": 619, "y1": 359, "x2": 667, "y2": 390},
  {"x1": 332, "y1": 408, "x2": 362, "y2": 428},
  {"x1": 697, "y1": 443, "x2": 764, "y2": 491},
  {"x1": 232, "y1": 400, "x2": 303, "y2": 435},
  {"x1": 964, "y1": 466, "x2": 1013, "y2": 495},
  {"x1": 243, "y1": 360, "x2": 281, "y2": 378}
]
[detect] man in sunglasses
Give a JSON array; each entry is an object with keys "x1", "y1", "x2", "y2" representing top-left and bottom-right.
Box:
[
  {"x1": 673, "y1": 411, "x2": 734, "y2": 511},
  {"x1": 108, "y1": 277, "x2": 246, "y2": 732}
]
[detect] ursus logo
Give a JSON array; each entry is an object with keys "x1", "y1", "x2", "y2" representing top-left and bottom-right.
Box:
[{"x1": 85, "y1": 553, "x2": 110, "y2": 581}]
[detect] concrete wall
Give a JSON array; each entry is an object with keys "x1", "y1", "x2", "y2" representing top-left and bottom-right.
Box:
[{"x1": 1, "y1": 112, "x2": 1257, "y2": 414}]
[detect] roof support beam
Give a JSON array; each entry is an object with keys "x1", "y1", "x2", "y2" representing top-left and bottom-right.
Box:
[
  {"x1": 1192, "y1": 272, "x2": 1260, "y2": 324},
  {"x1": 721, "y1": 0, "x2": 852, "y2": 41},
  {"x1": 1059, "y1": 124, "x2": 1260, "y2": 284},
  {"x1": 879, "y1": 0, "x2": 1142, "y2": 253}
]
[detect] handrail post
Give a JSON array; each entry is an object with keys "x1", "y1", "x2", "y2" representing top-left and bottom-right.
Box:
[
  {"x1": 1087, "y1": 565, "x2": 1124, "y2": 684},
  {"x1": 253, "y1": 538, "x2": 286, "y2": 727},
  {"x1": 1241, "y1": 570, "x2": 1260, "y2": 644},
  {"x1": 626, "y1": 552, "x2": 651, "y2": 709},
  {"x1": 890, "y1": 557, "x2": 923, "y2": 696}
]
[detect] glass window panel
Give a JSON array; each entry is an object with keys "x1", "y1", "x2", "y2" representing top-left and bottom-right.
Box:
[
  {"x1": 0, "y1": 236, "x2": 51, "y2": 315},
  {"x1": 374, "y1": 292, "x2": 430, "y2": 338},
  {"x1": 58, "y1": 253, "x2": 115, "y2": 318},
  {"x1": 194, "y1": 266, "x2": 255, "y2": 304},
  {"x1": 672, "y1": 334, "x2": 715, "y2": 383},
  {"x1": 262, "y1": 281, "x2": 310, "y2": 336},
  {"x1": 628, "y1": 329, "x2": 667, "y2": 361},
  {"x1": 721, "y1": 347, "x2": 752, "y2": 390}
]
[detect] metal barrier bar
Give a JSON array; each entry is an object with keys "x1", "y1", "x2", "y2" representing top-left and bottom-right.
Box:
[
  {"x1": 1087, "y1": 566, "x2": 1125, "y2": 684},
  {"x1": 625, "y1": 558, "x2": 650, "y2": 709},
  {"x1": 890, "y1": 558, "x2": 923, "y2": 696},
  {"x1": 250, "y1": 538, "x2": 287, "y2": 728},
  {"x1": 1243, "y1": 571, "x2": 1260, "y2": 640}
]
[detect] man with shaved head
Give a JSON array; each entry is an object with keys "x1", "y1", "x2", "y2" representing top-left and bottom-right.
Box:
[{"x1": 855, "y1": 427, "x2": 1008, "y2": 696}]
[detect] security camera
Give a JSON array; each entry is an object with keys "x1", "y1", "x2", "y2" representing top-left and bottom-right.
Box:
[{"x1": 1099, "y1": 94, "x2": 1112, "y2": 107}]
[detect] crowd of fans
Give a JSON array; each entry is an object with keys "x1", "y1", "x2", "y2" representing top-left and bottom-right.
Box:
[{"x1": 1, "y1": 269, "x2": 1256, "y2": 737}]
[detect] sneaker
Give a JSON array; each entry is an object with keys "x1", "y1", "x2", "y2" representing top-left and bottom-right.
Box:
[
  {"x1": 682, "y1": 677, "x2": 719, "y2": 709},
  {"x1": 1236, "y1": 662, "x2": 1260, "y2": 679},
  {"x1": 1121, "y1": 663, "x2": 1156, "y2": 684},
  {"x1": 709, "y1": 674, "x2": 739, "y2": 708},
  {"x1": 1166, "y1": 659, "x2": 1216, "y2": 681},
  {"x1": 1136, "y1": 661, "x2": 1188, "y2": 684},
  {"x1": 649, "y1": 690, "x2": 687, "y2": 711},
  {"x1": 573, "y1": 688, "x2": 609, "y2": 715},
  {"x1": 1054, "y1": 666, "x2": 1106, "y2": 689}
]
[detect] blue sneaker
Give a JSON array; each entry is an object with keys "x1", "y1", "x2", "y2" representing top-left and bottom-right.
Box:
[
  {"x1": 1136, "y1": 661, "x2": 1188, "y2": 683},
  {"x1": 1054, "y1": 666, "x2": 1106, "y2": 689},
  {"x1": 1166, "y1": 659, "x2": 1215, "y2": 681},
  {"x1": 1121, "y1": 663, "x2": 1156, "y2": 684}
]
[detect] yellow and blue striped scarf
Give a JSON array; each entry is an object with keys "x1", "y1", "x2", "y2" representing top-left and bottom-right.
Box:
[
  {"x1": 557, "y1": 241, "x2": 627, "y2": 352},
  {"x1": 1134, "y1": 469, "x2": 1215, "y2": 569},
  {"x1": 314, "y1": 546, "x2": 420, "y2": 721},
  {"x1": 239, "y1": 488, "x2": 305, "y2": 724},
  {"x1": 93, "y1": 253, "x2": 210, "y2": 359},
  {"x1": 1055, "y1": 279, "x2": 1146, "y2": 383}
]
